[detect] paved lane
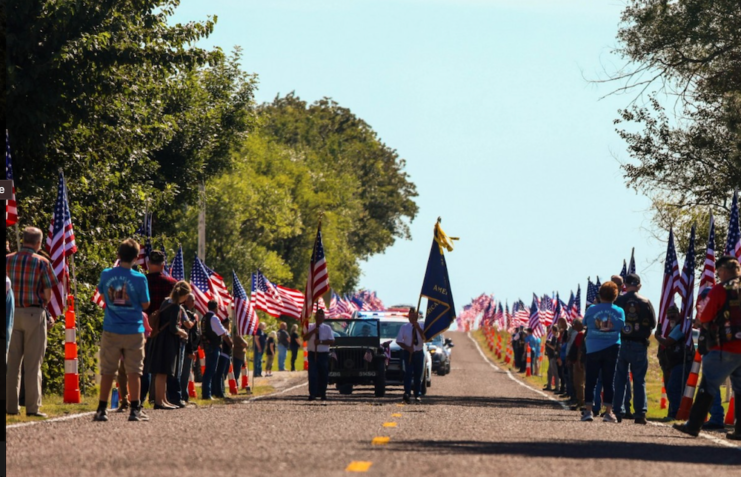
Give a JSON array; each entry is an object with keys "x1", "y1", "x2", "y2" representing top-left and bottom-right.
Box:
[{"x1": 7, "y1": 331, "x2": 740, "y2": 476}]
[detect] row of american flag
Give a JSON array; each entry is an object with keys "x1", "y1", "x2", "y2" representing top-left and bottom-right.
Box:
[{"x1": 459, "y1": 190, "x2": 741, "y2": 345}]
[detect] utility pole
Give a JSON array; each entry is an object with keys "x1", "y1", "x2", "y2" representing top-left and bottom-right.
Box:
[{"x1": 198, "y1": 181, "x2": 206, "y2": 261}]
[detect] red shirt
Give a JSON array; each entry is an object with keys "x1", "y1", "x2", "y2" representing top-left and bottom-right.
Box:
[
  {"x1": 145, "y1": 272, "x2": 177, "y2": 313},
  {"x1": 698, "y1": 282, "x2": 741, "y2": 354}
]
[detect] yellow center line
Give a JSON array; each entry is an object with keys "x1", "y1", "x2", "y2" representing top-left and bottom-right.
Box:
[
  {"x1": 371, "y1": 436, "x2": 390, "y2": 445},
  {"x1": 346, "y1": 461, "x2": 373, "y2": 472},
  {"x1": 391, "y1": 413, "x2": 402, "y2": 417},
  {"x1": 382, "y1": 422, "x2": 397, "y2": 427}
]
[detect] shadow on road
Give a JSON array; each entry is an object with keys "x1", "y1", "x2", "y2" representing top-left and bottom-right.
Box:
[{"x1": 384, "y1": 439, "x2": 741, "y2": 466}]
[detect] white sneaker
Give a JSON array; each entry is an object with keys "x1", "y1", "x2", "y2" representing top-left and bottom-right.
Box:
[
  {"x1": 603, "y1": 412, "x2": 617, "y2": 423},
  {"x1": 581, "y1": 411, "x2": 594, "y2": 422}
]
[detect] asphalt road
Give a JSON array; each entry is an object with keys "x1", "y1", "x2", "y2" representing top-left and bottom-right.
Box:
[{"x1": 6, "y1": 331, "x2": 741, "y2": 477}]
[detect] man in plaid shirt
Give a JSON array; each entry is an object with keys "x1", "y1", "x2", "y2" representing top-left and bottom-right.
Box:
[{"x1": 6, "y1": 227, "x2": 59, "y2": 417}]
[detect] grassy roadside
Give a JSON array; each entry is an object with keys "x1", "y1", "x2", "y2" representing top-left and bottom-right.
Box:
[
  {"x1": 471, "y1": 329, "x2": 730, "y2": 422},
  {"x1": 6, "y1": 382, "x2": 279, "y2": 426}
]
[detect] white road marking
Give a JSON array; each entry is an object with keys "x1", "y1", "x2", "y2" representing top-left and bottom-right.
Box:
[
  {"x1": 7, "y1": 381, "x2": 310, "y2": 430},
  {"x1": 467, "y1": 331, "x2": 741, "y2": 451}
]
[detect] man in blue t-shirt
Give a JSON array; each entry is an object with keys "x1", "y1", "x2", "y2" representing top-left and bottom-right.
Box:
[{"x1": 94, "y1": 239, "x2": 150, "y2": 422}]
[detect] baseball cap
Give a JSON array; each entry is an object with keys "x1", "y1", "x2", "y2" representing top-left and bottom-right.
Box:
[{"x1": 625, "y1": 273, "x2": 641, "y2": 286}]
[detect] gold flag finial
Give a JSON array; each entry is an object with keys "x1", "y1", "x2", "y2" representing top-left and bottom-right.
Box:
[{"x1": 434, "y1": 218, "x2": 459, "y2": 254}]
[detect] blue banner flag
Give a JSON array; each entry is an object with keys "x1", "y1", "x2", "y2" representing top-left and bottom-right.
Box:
[{"x1": 421, "y1": 220, "x2": 457, "y2": 341}]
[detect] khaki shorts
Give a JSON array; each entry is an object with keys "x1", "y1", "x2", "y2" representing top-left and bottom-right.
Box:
[{"x1": 100, "y1": 331, "x2": 145, "y2": 376}]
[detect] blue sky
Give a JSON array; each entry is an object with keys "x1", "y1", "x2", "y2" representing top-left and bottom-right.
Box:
[{"x1": 172, "y1": 0, "x2": 671, "y2": 318}]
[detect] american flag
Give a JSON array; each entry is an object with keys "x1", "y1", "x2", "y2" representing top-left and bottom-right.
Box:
[
  {"x1": 251, "y1": 270, "x2": 304, "y2": 320},
  {"x1": 329, "y1": 290, "x2": 352, "y2": 318},
  {"x1": 343, "y1": 294, "x2": 359, "y2": 315},
  {"x1": 619, "y1": 259, "x2": 627, "y2": 281},
  {"x1": 203, "y1": 262, "x2": 232, "y2": 319},
  {"x1": 169, "y1": 245, "x2": 185, "y2": 281},
  {"x1": 547, "y1": 295, "x2": 563, "y2": 339},
  {"x1": 541, "y1": 293, "x2": 555, "y2": 327},
  {"x1": 504, "y1": 302, "x2": 511, "y2": 331},
  {"x1": 574, "y1": 285, "x2": 581, "y2": 317},
  {"x1": 6, "y1": 131, "x2": 17, "y2": 227},
  {"x1": 586, "y1": 279, "x2": 598, "y2": 307},
  {"x1": 91, "y1": 259, "x2": 121, "y2": 308},
  {"x1": 189, "y1": 255, "x2": 213, "y2": 315},
  {"x1": 658, "y1": 228, "x2": 681, "y2": 337},
  {"x1": 300, "y1": 224, "x2": 330, "y2": 329},
  {"x1": 725, "y1": 190, "x2": 741, "y2": 260},
  {"x1": 160, "y1": 247, "x2": 170, "y2": 277},
  {"x1": 232, "y1": 271, "x2": 259, "y2": 336},
  {"x1": 46, "y1": 172, "x2": 78, "y2": 319},
  {"x1": 628, "y1": 248, "x2": 636, "y2": 275},
  {"x1": 528, "y1": 296, "x2": 543, "y2": 337},
  {"x1": 135, "y1": 213, "x2": 152, "y2": 271},
  {"x1": 677, "y1": 225, "x2": 696, "y2": 345}
]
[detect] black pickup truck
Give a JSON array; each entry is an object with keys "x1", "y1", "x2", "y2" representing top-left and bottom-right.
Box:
[{"x1": 325, "y1": 319, "x2": 387, "y2": 397}]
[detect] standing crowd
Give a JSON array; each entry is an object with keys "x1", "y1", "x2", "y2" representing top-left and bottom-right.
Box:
[
  {"x1": 5, "y1": 231, "x2": 306, "y2": 422},
  {"x1": 509, "y1": 264, "x2": 740, "y2": 441}
]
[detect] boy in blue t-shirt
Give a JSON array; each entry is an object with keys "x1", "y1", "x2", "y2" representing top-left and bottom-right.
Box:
[{"x1": 94, "y1": 239, "x2": 150, "y2": 422}]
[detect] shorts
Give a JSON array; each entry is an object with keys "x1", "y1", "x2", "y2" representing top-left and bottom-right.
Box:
[{"x1": 100, "y1": 331, "x2": 146, "y2": 376}]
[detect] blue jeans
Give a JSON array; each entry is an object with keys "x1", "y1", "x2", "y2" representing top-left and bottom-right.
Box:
[
  {"x1": 179, "y1": 355, "x2": 194, "y2": 402},
  {"x1": 233, "y1": 357, "x2": 244, "y2": 382},
  {"x1": 402, "y1": 350, "x2": 425, "y2": 397},
  {"x1": 708, "y1": 393, "x2": 725, "y2": 425},
  {"x1": 167, "y1": 342, "x2": 185, "y2": 404},
  {"x1": 585, "y1": 345, "x2": 619, "y2": 405},
  {"x1": 612, "y1": 341, "x2": 646, "y2": 416},
  {"x1": 254, "y1": 350, "x2": 264, "y2": 377},
  {"x1": 201, "y1": 346, "x2": 221, "y2": 399},
  {"x1": 213, "y1": 353, "x2": 229, "y2": 398},
  {"x1": 308, "y1": 352, "x2": 329, "y2": 398},
  {"x1": 666, "y1": 362, "x2": 690, "y2": 418},
  {"x1": 278, "y1": 344, "x2": 288, "y2": 371},
  {"x1": 698, "y1": 349, "x2": 741, "y2": 405}
]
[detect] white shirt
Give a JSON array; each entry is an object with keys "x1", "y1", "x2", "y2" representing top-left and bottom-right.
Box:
[
  {"x1": 307, "y1": 323, "x2": 334, "y2": 352},
  {"x1": 396, "y1": 323, "x2": 425, "y2": 352},
  {"x1": 210, "y1": 315, "x2": 228, "y2": 337}
]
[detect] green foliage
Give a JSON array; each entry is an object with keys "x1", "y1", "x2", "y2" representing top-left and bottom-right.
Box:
[
  {"x1": 175, "y1": 95, "x2": 419, "y2": 293},
  {"x1": 609, "y1": 0, "x2": 741, "y2": 243}
]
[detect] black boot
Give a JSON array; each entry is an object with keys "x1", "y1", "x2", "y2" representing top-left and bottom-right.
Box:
[
  {"x1": 673, "y1": 389, "x2": 714, "y2": 437},
  {"x1": 727, "y1": 395, "x2": 740, "y2": 441}
]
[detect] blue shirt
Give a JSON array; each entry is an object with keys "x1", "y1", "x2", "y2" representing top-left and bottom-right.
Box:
[
  {"x1": 668, "y1": 323, "x2": 685, "y2": 342},
  {"x1": 98, "y1": 267, "x2": 150, "y2": 334},
  {"x1": 527, "y1": 335, "x2": 541, "y2": 357},
  {"x1": 583, "y1": 303, "x2": 625, "y2": 353}
]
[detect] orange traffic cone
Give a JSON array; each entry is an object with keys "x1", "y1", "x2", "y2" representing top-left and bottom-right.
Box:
[
  {"x1": 228, "y1": 364, "x2": 238, "y2": 395},
  {"x1": 188, "y1": 369, "x2": 197, "y2": 399},
  {"x1": 676, "y1": 350, "x2": 702, "y2": 420},
  {"x1": 241, "y1": 363, "x2": 249, "y2": 390},
  {"x1": 504, "y1": 342, "x2": 512, "y2": 365},
  {"x1": 198, "y1": 347, "x2": 206, "y2": 375},
  {"x1": 660, "y1": 386, "x2": 668, "y2": 410},
  {"x1": 726, "y1": 393, "x2": 736, "y2": 425},
  {"x1": 303, "y1": 341, "x2": 309, "y2": 371},
  {"x1": 525, "y1": 345, "x2": 532, "y2": 377},
  {"x1": 63, "y1": 295, "x2": 81, "y2": 404}
]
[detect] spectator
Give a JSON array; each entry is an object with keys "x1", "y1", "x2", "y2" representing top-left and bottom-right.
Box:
[
  {"x1": 544, "y1": 327, "x2": 560, "y2": 392},
  {"x1": 655, "y1": 304, "x2": 694, "y2": 420},
  {"x1": 614, "y1": 273, "x2": 656, "y2": 424},
  {"x1": 178, "y1": 294, "x2": 200, "y2": 404},
  {"x1": 232, "y1": 326, "x2": 248, "y2": 385},
  {"x1": 556, "y1": 318, "x2": 568, "y2": 395},
  {"x1": 674, "y1": 255, "x2": 741, "y2": 441},
  {"x1": 525, "y1": 328, "x2": 541, "y2": 376},
  {"x1": 200, "y1": 300, "x2": 232, "y2": 400},
  {"x1": 289, "y1": 324, "x2": 301, "y2": 372},
  {"x1": 567, "y1": 318, "x2": 586, "y2": 411},
  {"x1": 146, "y1": 280, "x2": 190, "y2": 410},
  {"x1": 303, "y1": 309, "x2": 335, "y2": 401},
  {"x1": 266, "y1": 331, "x2": 277, "y2": 377},
  {"x1": 254, "y1": 322, "x2": 267, "y2": 377},
  {"x1": 580, "y1": 281, "x2": 625, "y2": 423},
  {"x1": 214, "y1": 316, "x2": 232, "y2": 398},
  {"x1": 6, "y1": 227, "x2": 59, "y2": 418},
  {"x1": 93, "y1": 239, "x2": 150, "y2": 422},
  {"x1": 6, "y1": 276, "x2": 14, "y2": 363},
  {"x1": 277, "y1": 322, "x2": 290, "y2": 371}
]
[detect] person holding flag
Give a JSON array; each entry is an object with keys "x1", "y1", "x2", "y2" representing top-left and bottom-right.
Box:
[{"x1": 302, "y1": 308, "x2": 334, "y2": 401}]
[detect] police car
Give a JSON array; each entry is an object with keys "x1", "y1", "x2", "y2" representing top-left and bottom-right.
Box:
[
  {"x1": 426, "y1": 333, "x2": 453, "y2": 376},
  {"x1": 353, "y1": 310, "x2": 433, "y2": 395}
]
